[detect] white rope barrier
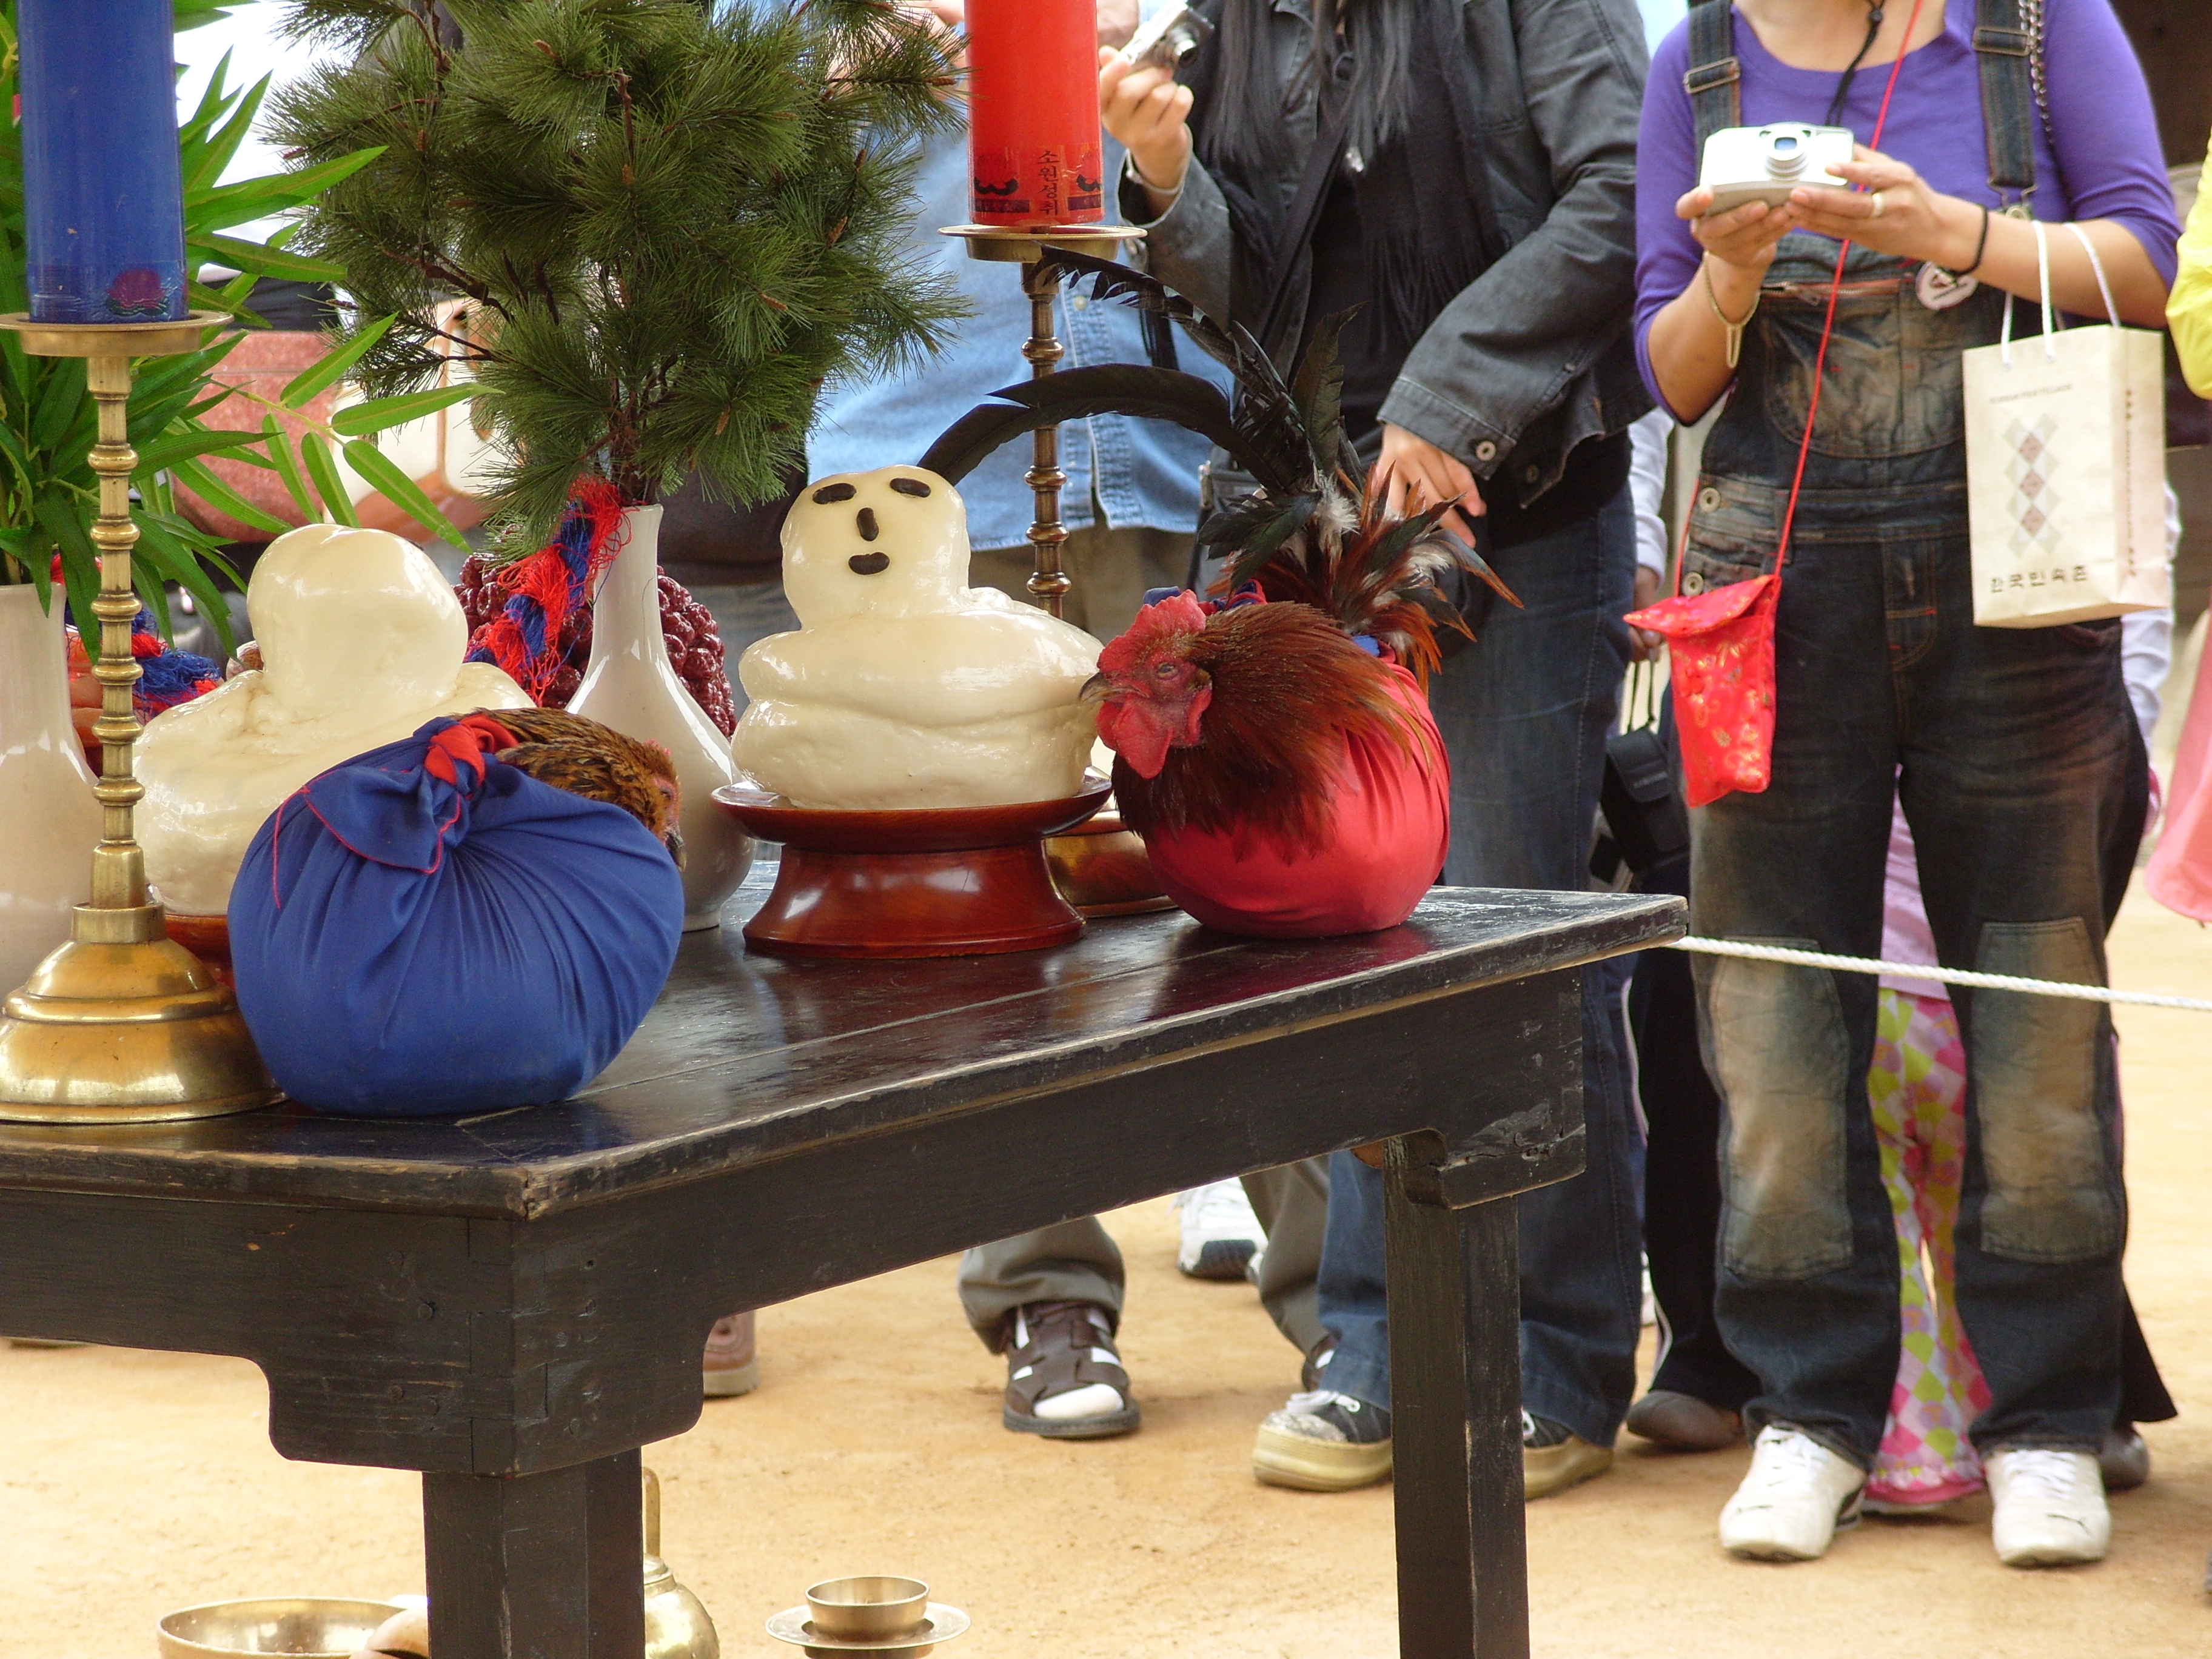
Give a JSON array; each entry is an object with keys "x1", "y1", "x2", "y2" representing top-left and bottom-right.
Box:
[{"x1": 1667, "y1": 936, "x2": 2212, "y2": 1013}]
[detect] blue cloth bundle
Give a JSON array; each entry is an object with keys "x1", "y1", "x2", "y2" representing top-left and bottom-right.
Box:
[{"x1": 229, "y1": 715, "x2": 684, "y2": 1116}]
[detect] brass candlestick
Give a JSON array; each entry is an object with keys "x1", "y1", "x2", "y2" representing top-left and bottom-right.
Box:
[
  {"x1": 0, "y1": 314, "x2": 276, "y2": 1123},
  {"x1": 940, "y1": 225, "x2": 1142, "y2": 618}
]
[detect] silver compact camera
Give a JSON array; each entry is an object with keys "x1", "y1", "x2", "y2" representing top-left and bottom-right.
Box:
[
  {"x1": 1698, "y1": 122, "x2": 1855, "y2": 215},
  {"x1": 1119, "y1": 2, "x2": 1213, "y2": 71}
]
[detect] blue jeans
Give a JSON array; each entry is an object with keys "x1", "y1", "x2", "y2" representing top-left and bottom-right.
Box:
[
  {"x1": 1315, "y1": 489, "x2": 1646, "y2": 1449},
  {"x1": 1685, "y1": 480, "x2": 2133, "y2": 1465}
]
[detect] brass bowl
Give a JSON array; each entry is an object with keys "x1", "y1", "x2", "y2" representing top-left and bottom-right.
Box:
[
  {"x1": 1043, "y1": 809, "x2": 1173, "y2": 917},
  {"x1": 804, "y1": 1577, "x2": 930, "y2": 1642},
  {"x1": 156, "y1": 1598, "x2": 403, "y2": 1658}
]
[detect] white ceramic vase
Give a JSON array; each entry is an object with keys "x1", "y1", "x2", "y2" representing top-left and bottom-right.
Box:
[
  {"x1": 0, "y1": 585, "x2": 102, "y2": 990},
  {"x1": 569, "y1": 504, "x2": 751, "y2": 930}
]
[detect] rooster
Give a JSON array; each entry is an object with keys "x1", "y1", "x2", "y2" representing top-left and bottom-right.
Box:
[
  {"x1": 472, "y1": 705, "x2": 686, "y2": 866},
  {"x1": 922, "y1": 253, "x2": 1504, "y2": 937}
]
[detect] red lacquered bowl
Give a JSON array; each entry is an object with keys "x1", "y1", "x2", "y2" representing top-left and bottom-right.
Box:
[
  {"x1": 712, "y1": 777, "x2": 1111, "y2": 959},
  {"x1": 1044, "y1": 809, "x2": 1173, "y2": 917},
  {"x1": 163, "y1": 911, "x2": 234, "y2": 988}
]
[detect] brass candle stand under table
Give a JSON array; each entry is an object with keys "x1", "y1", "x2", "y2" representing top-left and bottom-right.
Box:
[{"x1": 0, "y1": 315, "x2": 275, "y2": 1123}]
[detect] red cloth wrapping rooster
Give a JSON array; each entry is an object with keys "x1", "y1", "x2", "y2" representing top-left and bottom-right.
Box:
[
  {"x1": 923, "y1": 251, "x2": 1510, "y2": 939},
  {"x1": 1091, "y1": 591, "x2": 1448, "y2": 936}
]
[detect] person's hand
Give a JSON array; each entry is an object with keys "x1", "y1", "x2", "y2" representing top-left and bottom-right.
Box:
[
  {"x1": 1095, "y1": 0, "x2": 1139, "y2": 49},
  {"x1": 1677, "y1": 186, "x2": 1798, "y2": 281},
  {"x1": 1788, "y1": 146, "x2": 1982, "y2": 269},
  {"x1": 1098, "y1": 49, "x2": 1193, "y2": 203},
  {"x1": 1370, "y1": 423, "x2": 1485, "y2": 545},
  {"x1": 1627, "y1": 563, "x2": 1663, "y2": 660}
]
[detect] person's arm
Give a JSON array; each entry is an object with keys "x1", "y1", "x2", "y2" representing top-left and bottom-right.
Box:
[
  {"x1": 1787, "y1": 155, "x2": 2167, "y2": 326},
  {"x1": 1373, "y1": 0, "x2": 1651, "y2": 479},
  {"x1": 1098, "y1": 49, "x2": 1235, "y2": 327}
]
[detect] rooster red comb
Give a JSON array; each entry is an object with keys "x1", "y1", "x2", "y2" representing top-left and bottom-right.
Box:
[{"x1": 1100, "y1": 589, "x2": 1209, "y2": 674}]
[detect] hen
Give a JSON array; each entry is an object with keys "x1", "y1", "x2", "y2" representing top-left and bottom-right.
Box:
[
  {"x1": 475, "y1": 705, "x2": 685, "y2": 865},
  {"x1": 923, "y1": 252, "x2": 1497, "y2": 937}
]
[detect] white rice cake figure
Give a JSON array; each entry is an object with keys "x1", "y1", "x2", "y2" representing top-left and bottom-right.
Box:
[
  {"x1": 138, "y1": 525, "x2": 529, "y2": 916},
  {"x1": 731, "y1": 467, "x2": 1101, "y2": 810}
]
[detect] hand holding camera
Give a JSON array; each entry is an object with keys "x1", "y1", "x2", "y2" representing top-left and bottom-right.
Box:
[{"x1": 1678, "y1": 133, "x2": 1983, "y2": 280}]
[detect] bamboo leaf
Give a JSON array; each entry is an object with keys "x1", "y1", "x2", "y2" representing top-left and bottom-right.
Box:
[
  {"x1": 138, "y1": 429, "x2": 263, "y2": 472},
  {"x1": 135, "y1": 512, "x2": 238, "y2": 657},
  {"x1": 329, "y1": 384, "x2": 475, "y2": 437},
  {"x1": 187, "y1": 73, "x2": 271, "y2": 195},
  {"x1": 186, "y1": 149, "x2": 383, "y2": 227},
  {"x1": 191, "y1": 232, "x2": 346, "y2": 284},
  {"x1": 342, "y1": 439, "x2": 464, "y2": 546},
  {"x1": 283, "y1": 315, "x2": 395, "y2": 409},
  {"x1": 262, "y1": 417, "x2": 315, "y2": 518},
  {"x1": 170, "y1": 457, "x2": 292, "y2": 536},
  {"x1": 299, "y1": 434, "x2": 359, "y2": 526}
]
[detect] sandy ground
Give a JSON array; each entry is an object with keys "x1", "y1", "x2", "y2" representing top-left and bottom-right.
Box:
[{"x1": 2, "y1": 890, "x2": 2207, "y2": 1659}]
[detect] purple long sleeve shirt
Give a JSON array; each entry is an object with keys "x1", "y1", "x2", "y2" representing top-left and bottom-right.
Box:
[{"x1": 1634, "y1": 0, "x2": 2180, "y2": 420}]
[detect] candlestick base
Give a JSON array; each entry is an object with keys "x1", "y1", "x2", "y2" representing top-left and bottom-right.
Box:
[
  {"x1": 0, "y1": 913, "x2": 278, "y2": 1123},
  {"x1": 939, "y1": 224, "x2": 1144, "y2": 263}
]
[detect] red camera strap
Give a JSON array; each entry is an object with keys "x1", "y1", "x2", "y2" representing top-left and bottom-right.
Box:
[{"x1": 1771, "y1": 0, "x2": 1932, "y2": 572}]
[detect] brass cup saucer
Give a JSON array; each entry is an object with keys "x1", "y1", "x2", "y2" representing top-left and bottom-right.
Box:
[{"x1": 765, "y1": 1603, "x2": 969, "y2": 1659}]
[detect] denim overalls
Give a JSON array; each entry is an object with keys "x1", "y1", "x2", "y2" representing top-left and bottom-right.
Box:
[{"x1": 1677, "y1": 2, "x2": 2139, "y2": 1465}]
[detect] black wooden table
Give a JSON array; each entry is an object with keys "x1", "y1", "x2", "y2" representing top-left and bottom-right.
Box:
[{"x1": 0, "y1": 879, "x2": 1677, "y2": 1659}]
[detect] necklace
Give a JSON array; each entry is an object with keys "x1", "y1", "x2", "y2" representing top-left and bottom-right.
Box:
[{"x1": 1823, "y1": 1, "x2": 1886, "y2": 129}]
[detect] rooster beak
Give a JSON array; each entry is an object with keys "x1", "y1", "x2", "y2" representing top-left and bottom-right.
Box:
[
  {"x1": 665, "y1": 825, "x2": 686, "y2": 870},
  {"x1": 1080, "y1": 671, "x2": 1109, "y2": 705}
]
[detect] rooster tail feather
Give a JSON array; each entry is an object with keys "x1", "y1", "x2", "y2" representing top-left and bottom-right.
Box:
[{"x1": 1288, "y1": 309, "x2": 1352, "y2": 474}]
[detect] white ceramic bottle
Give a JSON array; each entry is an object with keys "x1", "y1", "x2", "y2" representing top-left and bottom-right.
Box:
[
  {"x1": 0, "y1": 585, "x2": 101, "y2": 990},
  {"x1": 569, "y1": 505, "x2": 752, "y2": 929}
]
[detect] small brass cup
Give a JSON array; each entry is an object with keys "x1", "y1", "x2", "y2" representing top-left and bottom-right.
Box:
[
  {"x1": 804, "y1": 1578, "x2": 930, "y2": 1643},
  {"x1": 155, "y1": 1598, "x2": 403, "y2": 1658}
]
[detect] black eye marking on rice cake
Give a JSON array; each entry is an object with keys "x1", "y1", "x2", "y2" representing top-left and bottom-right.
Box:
[
  {"x1": 890, "y1": 477, "x2": 931, "y2": 497},
  {"x1": 813, "y1": 481, "x2": 857, "y2": 504}
]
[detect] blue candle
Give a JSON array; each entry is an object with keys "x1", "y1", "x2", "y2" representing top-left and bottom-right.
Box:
[{"x1": 18, "y1": 0, "x2": 188, "y2": 323}]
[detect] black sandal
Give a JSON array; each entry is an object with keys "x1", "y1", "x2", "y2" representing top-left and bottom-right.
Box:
[{"x1": 1001, "y1": 1299, "x2": 1140, "y2": 1439}]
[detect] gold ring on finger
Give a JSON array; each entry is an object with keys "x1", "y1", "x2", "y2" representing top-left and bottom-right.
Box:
[{"x1": 1869, "y1": 190, "x2": 1886, "y2": 220}]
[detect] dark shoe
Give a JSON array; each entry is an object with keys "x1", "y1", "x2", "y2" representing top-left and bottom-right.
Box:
[
  {"x1": 1524, "y1": 1410, "x2": 1614, "y2": 1499},
  {"x1": 702, "y1": 1311, "x2": 759, "y2": 1397},
  {"x1": 1624, "y1": 1389, "x2": 1743, "y2": 1453},
  {"x1": 1002, "y1": 1300, "x2": 1139, "y2": 1439},
  {"x1": 1253, "y1": 1390, "x2": 1393, "y2": 1491},
  {"x1": 2099, "y1": 1424, "x2": 2150, "y2": 1492}
]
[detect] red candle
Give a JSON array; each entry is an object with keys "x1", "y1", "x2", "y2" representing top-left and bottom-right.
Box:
[{"x1": 966, "y1": 0, "x2": 1105, "y2": 227}]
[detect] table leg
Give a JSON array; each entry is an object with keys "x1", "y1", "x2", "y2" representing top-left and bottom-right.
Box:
[
  {"x1": 423, "y1": 1449, "x2": 645, "y2": 1658},
  {"x1": 1386, "y1": 1145, "x2": 1528, "y2": 1659}
]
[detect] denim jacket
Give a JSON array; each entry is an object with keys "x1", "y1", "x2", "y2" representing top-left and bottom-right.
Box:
[
  {"x1": 1130, "y1": 0, "x2": 1654, "y2": 505},
  {"x1": 809, "y1": 130, "x2": 1228, "y2": 552}
]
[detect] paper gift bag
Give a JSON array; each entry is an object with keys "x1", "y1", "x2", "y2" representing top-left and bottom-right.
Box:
[{"x1": 1963, "y1": 221, "x2": 2168, "y2": 627}]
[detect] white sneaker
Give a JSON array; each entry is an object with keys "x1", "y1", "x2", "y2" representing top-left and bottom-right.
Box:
[
  {"x1": 1988, "y1": 1448, "x2": 2110, "y2": 1567},
  {"x1": 1718, "y1": 1425, "x2": 1866, "y2": 1561},
  {"x1": 1173, "y1": 1181, "x2": 1264, "y2": 1280}
]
